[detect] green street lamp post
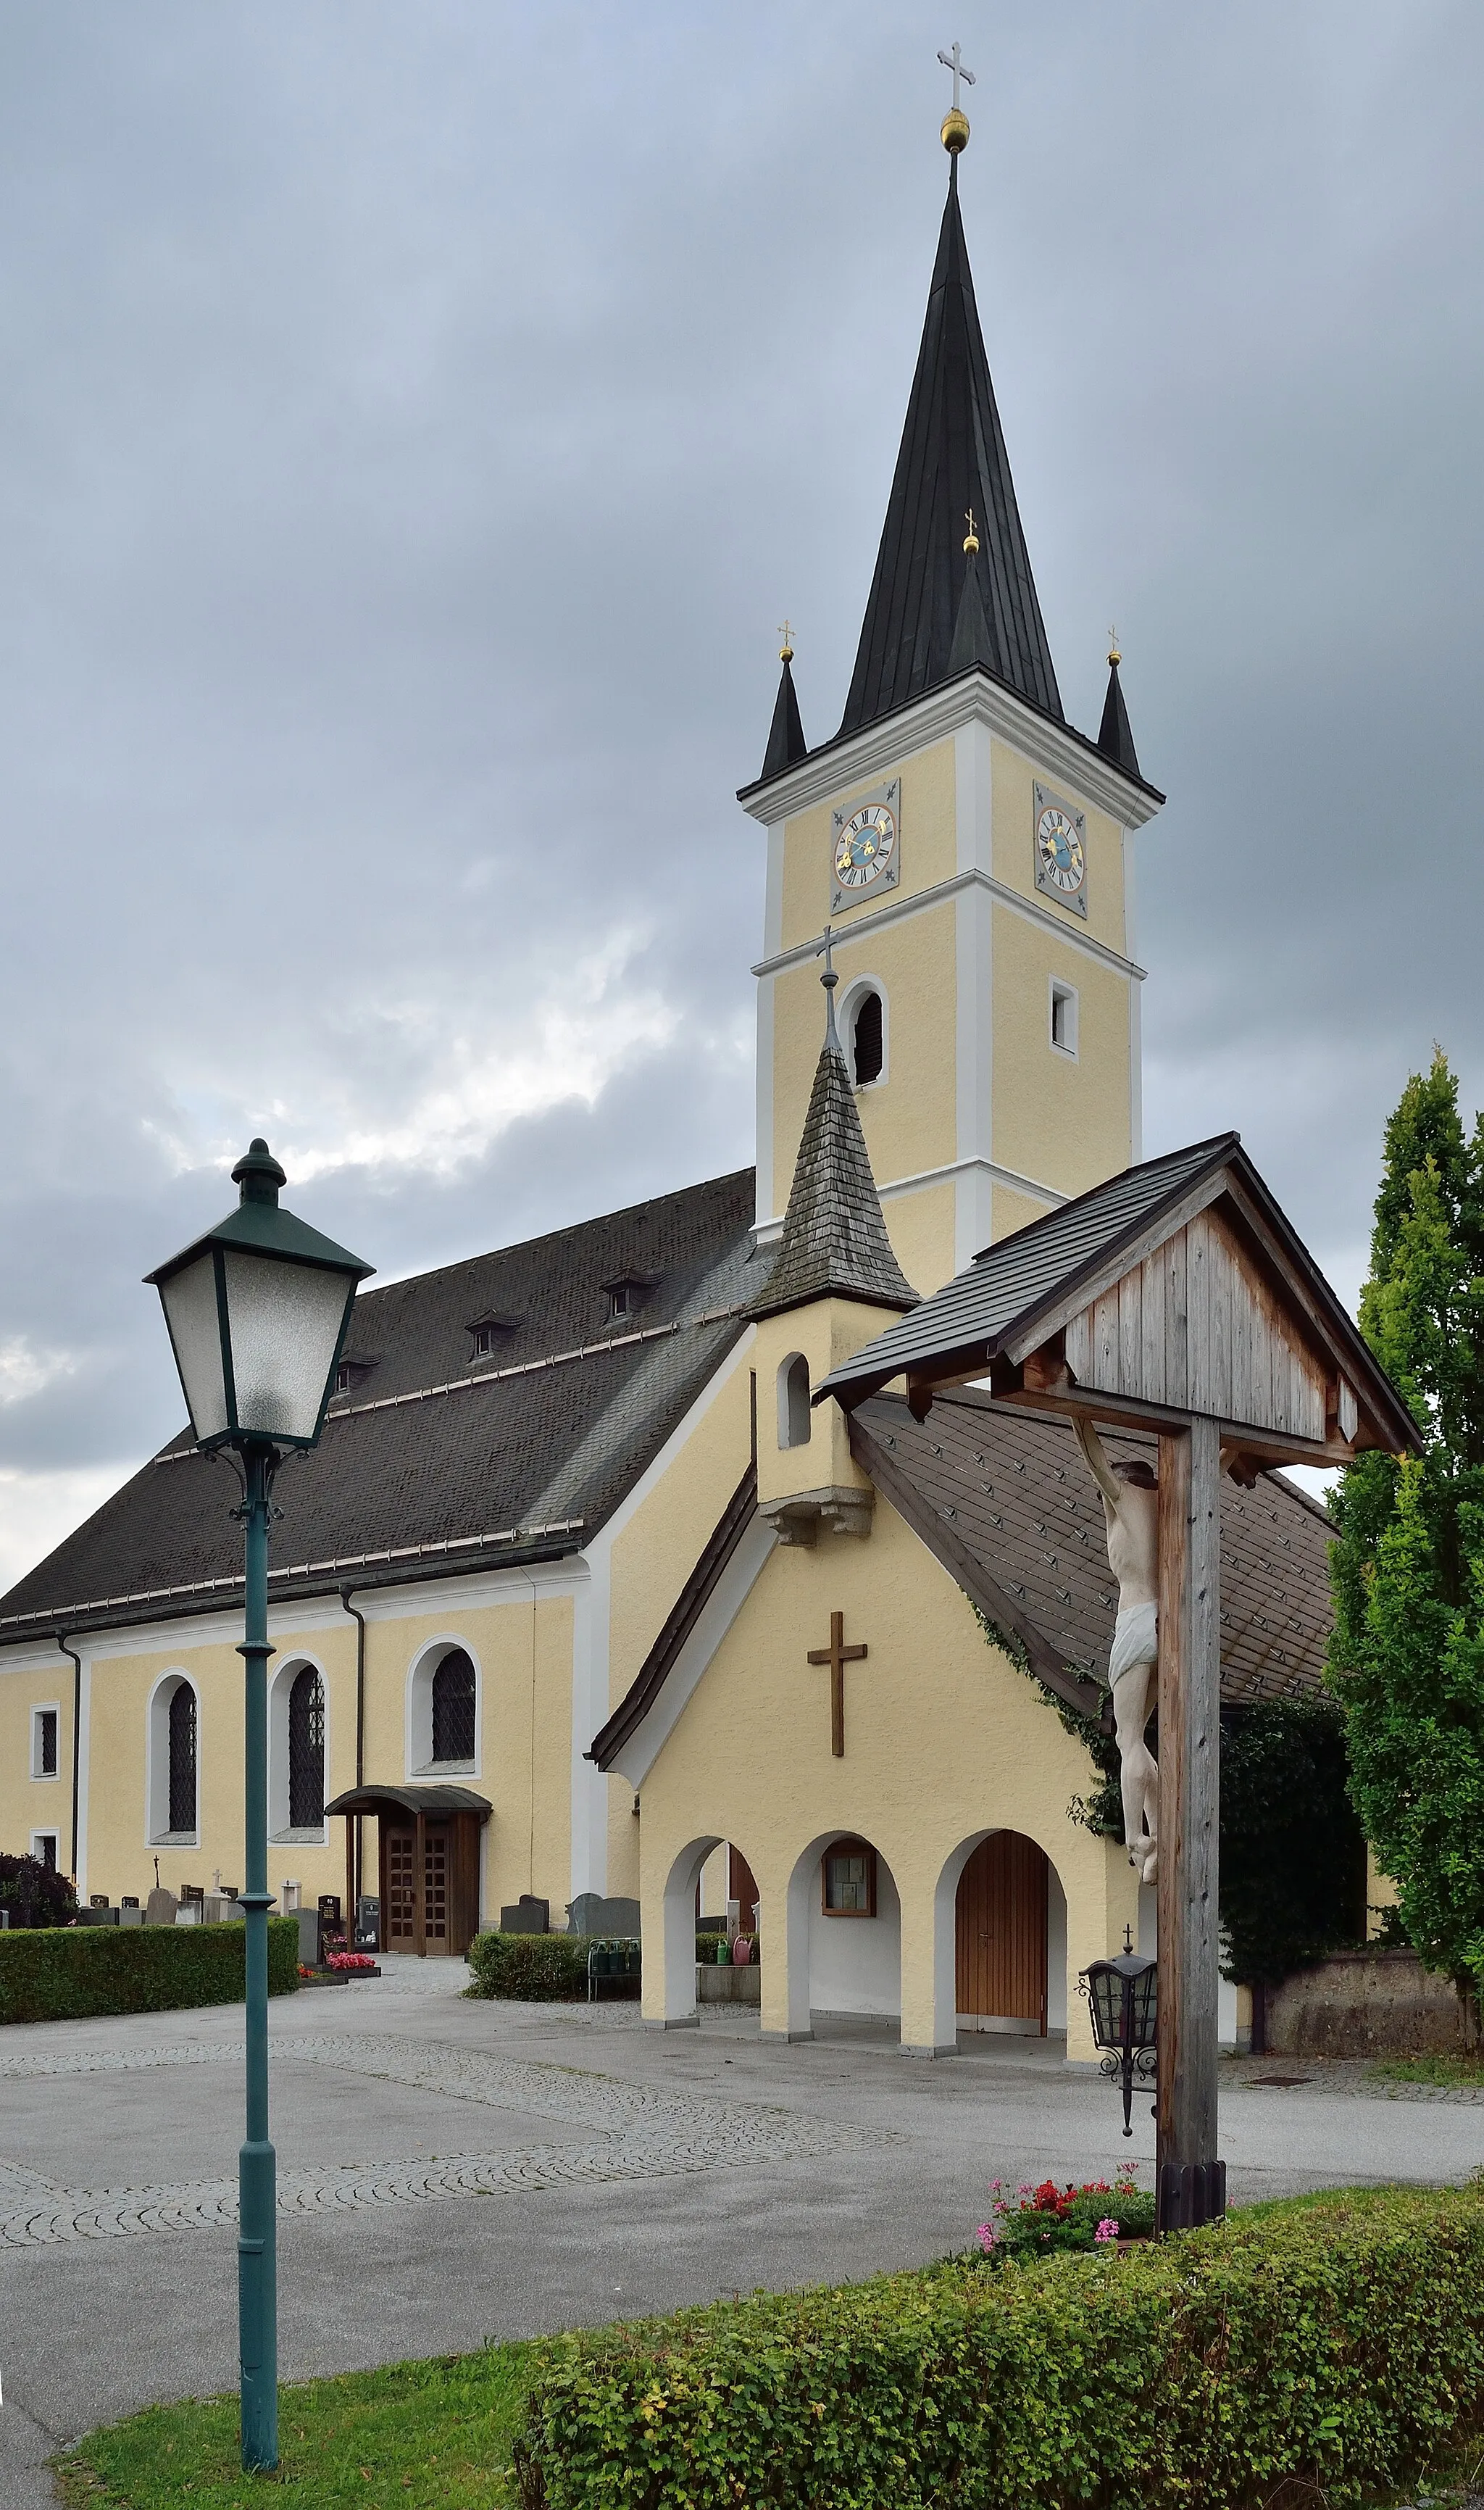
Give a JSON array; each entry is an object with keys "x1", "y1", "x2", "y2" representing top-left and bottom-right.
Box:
[{"x1": 146, "y1": 1139, "x2": 372, "y2": 2471}]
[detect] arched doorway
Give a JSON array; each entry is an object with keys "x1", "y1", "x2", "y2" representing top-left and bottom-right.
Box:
[{"x1": 955, "y1": 1832, "x2": 1049, "y2": 2035}]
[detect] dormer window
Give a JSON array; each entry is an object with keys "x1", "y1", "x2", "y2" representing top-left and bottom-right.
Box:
[
  {"x1": 601, "y1": 1271, "x2": 658, "y2": 1326},
  {"x1": 467, "y1": 1310, "x2": 522, "y2": 1363},
  {"x1": 333, "y1": 1355, "x2": 378, "y2": 1397}
]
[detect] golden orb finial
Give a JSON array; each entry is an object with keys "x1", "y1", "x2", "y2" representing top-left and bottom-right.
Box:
[
  {"x1": 963, "y1": 507, "x2": 980, "y2": 555},
  {"x1": 778, "y1": 618, "x2": 794, "y2": 663}
]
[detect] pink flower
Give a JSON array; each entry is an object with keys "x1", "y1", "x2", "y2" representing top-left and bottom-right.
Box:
[
  {"x1": 1093, "y1": 2218, "x2": 1120, "y2": 2244},
  {"x1": 976, "y1": 2224, "x2": 998, "y2": 2253}
]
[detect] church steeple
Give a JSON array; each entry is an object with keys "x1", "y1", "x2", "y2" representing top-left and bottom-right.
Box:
[
  {"x1": 1096, "y1": 636, "x2": 1142, "y2": 781},
  {"x1": 749, "y1": 942, "x2": 917, "y2": 1322},
  {"x1": 759, "y1": 627, "x2": 807, "y2": 781},
  {"x1": 838, "y1": 143, "x2": 1062, "y2": 739}
]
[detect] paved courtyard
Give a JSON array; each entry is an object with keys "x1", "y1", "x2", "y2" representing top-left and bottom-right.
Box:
[{"x1": 2, "y1": 1958, "x2": 1482, "y2": 2506}]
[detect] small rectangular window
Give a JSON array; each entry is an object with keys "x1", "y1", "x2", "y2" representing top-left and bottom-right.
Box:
[
  {"x1": 822, "y1": 1839, "x2": 876, "y2": 1916},
  {"x1": 1049, "y1": 979, "x2": 1078, "y2": 1058},
  {"x1": 31, "y1": 1832, "x2": 58, "y2": 1871},
  {"x1": 33, "y1": 1707, "x2": 58, "y2": 1778}
]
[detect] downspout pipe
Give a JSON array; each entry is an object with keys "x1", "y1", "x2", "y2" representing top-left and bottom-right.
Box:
[
  {"x1": 339, "y1": 1587, "x2": 367, "y2": 1913},
  {"x1": 57, "y1": 1634, "x2": 83, "y2": 1885}
]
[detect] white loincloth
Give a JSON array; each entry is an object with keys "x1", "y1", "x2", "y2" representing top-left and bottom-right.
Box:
[{"x1": 1107, "y1": 1600, "x2": 1158, "y2": 1688}]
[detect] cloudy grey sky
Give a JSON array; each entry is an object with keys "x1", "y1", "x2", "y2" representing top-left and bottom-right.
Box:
[{"x1": 0, "y1": 1, "x2": 1479, "y2": 1582}]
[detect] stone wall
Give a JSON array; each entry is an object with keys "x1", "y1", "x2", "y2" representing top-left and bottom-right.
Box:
[{"x1": 1264, "y1": 1948, "x2": 1467, "y2": 2058}]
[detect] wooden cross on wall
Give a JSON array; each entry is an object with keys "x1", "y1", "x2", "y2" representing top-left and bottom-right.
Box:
[{"x1": 807, "y1": 1610, "x2": 867, "y2": 1757}]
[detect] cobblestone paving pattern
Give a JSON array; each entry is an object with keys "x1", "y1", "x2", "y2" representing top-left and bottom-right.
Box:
[
  {"x1": 0, "y1": 2032, "x2": 895, "y2": 2248},
  {"x1": 1225, "y1": 2055, "x2": 1484, "y2": 2103}
]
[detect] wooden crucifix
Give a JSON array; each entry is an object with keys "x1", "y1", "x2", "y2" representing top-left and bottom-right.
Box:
[
  {"x1": 815, "y1": 1134, "x2": 1421, "y2": 2235},
  {"x1": 807, "y1": 1610, "x2": 867, "y2": 1757}
]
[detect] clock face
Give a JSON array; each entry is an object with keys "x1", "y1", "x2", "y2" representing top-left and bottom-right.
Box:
[
  {"x1": 1033, "y1": 784, "x2": 1088, "y2": 917},
  {"x1": 833, "y1": 802, "x2": 897, "y2": 892}
]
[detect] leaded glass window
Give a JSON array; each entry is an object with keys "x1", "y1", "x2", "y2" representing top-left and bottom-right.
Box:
[
  {"x1": 431, "y1": 1647, "x2": 476, "y2": 1764},
  {"x1": 168, "y1": 1683, "x2": 197, "y2": 1835},
  {"x1": 288, "y1": 1666, "x2": 325, "y2": 1828}
]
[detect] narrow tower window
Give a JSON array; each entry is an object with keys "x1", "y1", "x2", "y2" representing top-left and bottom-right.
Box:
[
  {"x1": 287, "y1": 1666, "x2": 325, "y2": 1829},
  {"x1": 851, "y1": 989, "x2": 884, "y2": 1086},
  {"x1": 778, "y1": 1354, "x2": 812, "y2": 1450},
  {"x1": 1049, "y1": 980, "x2": 1078, "y2": 1058},
  {"x1": 168, "y1": 1682, "x2": 198, "y2": 1837},
  {"x1": 431, "y1": 1647, "x2": 477, "y2": 1765}
]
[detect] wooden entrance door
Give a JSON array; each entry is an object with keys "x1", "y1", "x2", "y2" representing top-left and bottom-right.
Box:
[
  {"x1": 955, "y1": 1832, "x2": 1049, "y2": 2030},
  {"x1": 380, "y1": 1817, "x2": 481, "y2": 1957}
]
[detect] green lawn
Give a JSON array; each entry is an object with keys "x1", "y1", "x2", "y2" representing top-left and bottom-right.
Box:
[
  {"x1": 54, "y1": 2343, "x2": 539, "y2": 2509},
  {"x1": 1370, "y1": 2052, "x2": 1484, "y2": 2087}
]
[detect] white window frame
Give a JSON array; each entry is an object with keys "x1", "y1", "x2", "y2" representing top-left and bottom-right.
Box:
[
  {"x1": 1049, "y1": 976, "x2": 1079, "y2": 1060},
  {"x1": 406, "y1": 1636, "x2": 483, "y2": 1779},
  {"x1": 30, "y1": 1701, "x2": 62, "y2": 1782},
  {"x1": 269, "y1": 1655, "x2": 330, "y2": 1844},
  {"x1": 838, "y1": 976, "x2": 888, "y2": 1090},
  {"x1": 146, "y1": 1670, "x2": 201, "y2": 1848},
  {"x1": 29, "y1": 1830, "x2": 60, "y2": 1871}
]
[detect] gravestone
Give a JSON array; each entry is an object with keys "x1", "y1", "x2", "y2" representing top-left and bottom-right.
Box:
[
  {"x1": 119, "y1": 1904, "x2": 143, "y2": 1928},
  {"x1": 499, "y1": 1895, "x2": 550, "y2": 1934},
  {"x1": 144, "y1": 1887, "x2": 178, "y2": 1927},
  {"x1": 354, "y1": 1895, "x2": 380, "y2": 1952},
  {"x1": 297, "y1": 1907, "x2": 322, "y2": 1967},
  {"x1": 566, "y1": 1892, "x2": 641, "y2": 1939}
]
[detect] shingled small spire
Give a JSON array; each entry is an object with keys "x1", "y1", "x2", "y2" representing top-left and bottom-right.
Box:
[
  {"x1": 759, "y1": 625, "x2": 807, "y2": 781},
  {"x1": 838, "y1": 149, "x2": 1062, "y2": 739},
  {"x1": 749, "y1": 936, "x2": 918, "y2": 1322},
  {"x1": 1096, "y1": 633, "x2": 1141, "y2": 781}
]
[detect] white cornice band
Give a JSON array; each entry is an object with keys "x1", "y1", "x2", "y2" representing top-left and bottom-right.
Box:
[
  {"x1": 739, "y1": 671, "x2": 1163, "y2": 834},
  {"x1": 752, "y1": 868, "x2": 1146, "y2": 986}
]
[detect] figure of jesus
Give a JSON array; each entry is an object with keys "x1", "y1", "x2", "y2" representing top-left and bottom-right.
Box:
[{"x1": 1075, "y1": 1416, "x2": 1159, "y2": 1884}]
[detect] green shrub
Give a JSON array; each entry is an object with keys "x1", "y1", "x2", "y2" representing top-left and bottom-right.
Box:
[
  {"x1": 0, "y1": 1916, "x2": 300, "y2": 2025},
  {"x1": 0, "y1": 1850, "x2": 79, "y2": 1929},
  {"x1": 467, "y1": 1930, "x2": 635, "y2": 2001},
  {"x1": 516, "y1": 2180, "x2": 1484, "y2": 2510}
]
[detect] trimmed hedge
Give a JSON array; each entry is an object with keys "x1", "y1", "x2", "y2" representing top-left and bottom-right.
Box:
[
  {"x1": 515, "y1": 2181, "x2": 1484, "y2": 2509},
  {"x1": 467, "y1": 1929, "x2": 636, "y2": 2001},
  {"x1": 0, "y1": 1917, "x2": 301, "y2": 2025}
]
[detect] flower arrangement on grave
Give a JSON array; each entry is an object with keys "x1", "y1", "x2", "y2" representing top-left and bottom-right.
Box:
[
  {"x1": 973, "y1": 2174, "x2": 1155, "y2": 2260},
  {"x1": 325, "y1": 1950, "x2": 377, "y2": 1971}
]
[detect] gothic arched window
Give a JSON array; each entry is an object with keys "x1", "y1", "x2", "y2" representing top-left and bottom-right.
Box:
[
  {"x1": 778, "y1": 1353, "x2": 812, "y2": 1450},
  {"x1": 851, "y1": 989, "x2": 884, "y2": 1086},
  {"x1": 168, "y1": 1682, "x2": 197, "y2": 1837},
  {"x1": 431, "y1": 1648, "x2": 477, "y2": 1765},
  {"x1": 288, "y1": 1666, "x2": 325, "y2": 1829}
]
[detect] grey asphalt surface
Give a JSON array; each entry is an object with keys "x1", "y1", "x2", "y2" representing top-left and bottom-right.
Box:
[{"x1": 2, "y1": 1959, "x2": 1481, "y2": 2506}]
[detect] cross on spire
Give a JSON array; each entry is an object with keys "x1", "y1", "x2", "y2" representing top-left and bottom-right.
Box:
[
  {"x1": 778, "y1": 618, "x2": 794, "y2": 661},
  {"x1": 806, "y1": 1609, "x2": 868, "y2": 1757},
  {"x1": 936, "y1": 40, "x2": 976, "y2": 111}
]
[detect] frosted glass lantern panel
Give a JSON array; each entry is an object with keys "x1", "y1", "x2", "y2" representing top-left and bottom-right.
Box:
[
  {"x1": 220, "y1": 1250, "x2": 354, "y2": 1442},
  {"x1": 158, "y1": 1252, "x2": 230, "y2": 1442}
]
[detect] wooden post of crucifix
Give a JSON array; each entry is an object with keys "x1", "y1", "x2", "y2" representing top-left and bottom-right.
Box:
[
  {"x1": 807, "y1": 1610, "x2": 867, "y2": 1757},
  {"x1": 813, "y1": 1134, "x2": 1422, "y2": 2235}
]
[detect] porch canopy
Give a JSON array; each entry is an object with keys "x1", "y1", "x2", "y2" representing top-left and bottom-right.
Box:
[
  {"x1": 323, "y1": 1784, "x2": 491, "y2": 1958},
  {"x1": 817, "y1": 1131, "x2": 1420, "y2": 2231}
]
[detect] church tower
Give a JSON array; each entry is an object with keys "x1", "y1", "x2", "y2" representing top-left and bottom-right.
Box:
[{"x1": 739, "y1": 101, "x2": 1163, "y2": 1299}]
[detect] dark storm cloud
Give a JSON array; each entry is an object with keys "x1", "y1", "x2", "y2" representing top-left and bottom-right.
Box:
[{"x1": 0, "y1": 1, "x2": 1477, "y2": 1571}]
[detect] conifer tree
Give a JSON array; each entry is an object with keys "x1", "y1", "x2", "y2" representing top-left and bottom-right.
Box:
[{"x1": 1328, "y1": 1049, "x2": 1484, "y2": 2004}]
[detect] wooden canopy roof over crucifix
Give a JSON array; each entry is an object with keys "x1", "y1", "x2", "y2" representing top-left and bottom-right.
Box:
[{"x1": 816, "y1": 1131, "x2": 1420, "y2": 1474}]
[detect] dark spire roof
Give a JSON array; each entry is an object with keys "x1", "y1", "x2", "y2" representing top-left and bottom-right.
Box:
[
  {"x1": 838, "y1": 154, "x2": 1062, "y2": 739},
  {"x1": 1096, "y1": 652, "x2": 1141, "y2": 781},
  {"x1": 760, "y1": 652, "x2": 807, "y2": 781},
  {"x1": 749, "y1": 951, "x2": 918, "y2": 1322}
]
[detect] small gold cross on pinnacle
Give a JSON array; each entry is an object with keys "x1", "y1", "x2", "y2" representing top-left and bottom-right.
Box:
[
  {"x1": 964, "y1": 507, "x2": 980, "y2": 554},
  {"x1": 1108, "y1": 623, "x2": 1122, "y2": 665},
  {"x1": 778, "y1": 619, "x2": 794, "y2": 661}
]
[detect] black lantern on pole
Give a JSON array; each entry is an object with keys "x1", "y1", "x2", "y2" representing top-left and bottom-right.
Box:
[{"x1": 1080, "y1": 1927, "x2": 1158, "y2": 2135}]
